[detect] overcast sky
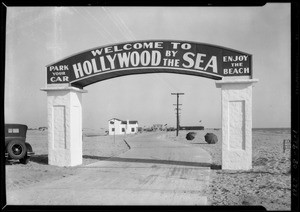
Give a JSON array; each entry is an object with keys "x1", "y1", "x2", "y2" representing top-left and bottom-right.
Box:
[{"x1": 5, "y1": 4, "x2": 291, "y2": 129}]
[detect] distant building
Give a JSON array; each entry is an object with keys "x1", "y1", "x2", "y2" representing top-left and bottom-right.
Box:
[
  {"x1": 152, "y1": 124, "x2": 163, "y2": 131},
  {"x1": 180, "y1": 126, "x2": 204, "y2": 130},
  {"x1": 108, "y1": 118, "x2": 138, "y2": 135}
]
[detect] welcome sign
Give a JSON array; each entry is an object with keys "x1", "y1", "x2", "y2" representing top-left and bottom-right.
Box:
[{"x1": 46, "y1": 40, "x2": 252, "y2": 88}]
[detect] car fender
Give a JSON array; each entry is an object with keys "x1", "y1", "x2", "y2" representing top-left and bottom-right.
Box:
[{"x1": 25, "y1": 142, "x2": 33, "y2": 152}]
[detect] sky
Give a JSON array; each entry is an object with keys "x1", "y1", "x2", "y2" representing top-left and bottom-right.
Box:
[{"x1": 5, "y1": 4, "x2": 291, "y2": 129}]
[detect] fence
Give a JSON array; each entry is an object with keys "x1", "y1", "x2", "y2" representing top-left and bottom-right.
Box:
[{"x1": 283, "y1": 139, "x2": 291, "y2": 153}]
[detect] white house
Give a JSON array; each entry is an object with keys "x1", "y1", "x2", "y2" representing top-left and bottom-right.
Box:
[{"x1": 108, "y1": 118, "x2": 138, "y2": 135}]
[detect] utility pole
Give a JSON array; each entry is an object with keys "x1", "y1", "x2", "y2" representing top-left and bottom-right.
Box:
[{"x1": 171, "y1": 93, "x2": 184, "y2": 136}]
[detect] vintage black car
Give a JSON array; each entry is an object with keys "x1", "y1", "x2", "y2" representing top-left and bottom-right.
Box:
[{"x1": 5, "y1": 124, "x2": 34, "y2": 164}]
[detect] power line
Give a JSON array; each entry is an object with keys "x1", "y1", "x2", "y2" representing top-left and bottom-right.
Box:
[
  {"x1": 101, "y1": 7, "x2": 134, "y2": 41},
  {"x1": 71, "y1": 7, "x2": 112, "y2": 42},
  {"x1": 84, "y1": 8, "x2": 118, "y2": 42},
  {"x1": 171, "y1": 93, "x2": 184, "y2": 136}
]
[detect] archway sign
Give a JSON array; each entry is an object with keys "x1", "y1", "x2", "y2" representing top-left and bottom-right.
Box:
[{"x1": 41, "y1": 40, "x2": 258, "y2": 170}]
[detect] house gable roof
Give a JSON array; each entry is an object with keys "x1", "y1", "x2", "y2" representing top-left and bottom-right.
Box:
[
  {"x1": 108, "y1": 118, "x2": 122, "y2": 122},
  {"x1": 108, "y1": 119, "x2": 138, "y2": 125}
]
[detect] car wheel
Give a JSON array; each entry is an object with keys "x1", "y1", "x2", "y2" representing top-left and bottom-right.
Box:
[
  {"x1": 19, "y1": 155, "x2": 30, "y2": 164},
  {"x1": 7, "y1": 140, "x2": 27, "y2": 160}
]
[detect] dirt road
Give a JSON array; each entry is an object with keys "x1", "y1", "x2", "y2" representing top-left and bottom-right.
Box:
[{"x1": 7, "y1": 132, "x2": 211, "y2": 205}]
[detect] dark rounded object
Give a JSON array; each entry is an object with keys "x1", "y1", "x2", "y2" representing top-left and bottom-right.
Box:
[
  {"x1": 20, "y1": 155, "x2": 30, "y2": 164},
  {"x1": 204, "y1": 133, "x2": 218, "y2": 144},
  {"x1": 7, "y1": 140, "x2": 27, "y2": 159},
  {"x1": 186, "y1": 132, "x2": 196, "y2": 140},
  {"x1": 25, "y1": 143, "x2": 33, "y2": 152}
]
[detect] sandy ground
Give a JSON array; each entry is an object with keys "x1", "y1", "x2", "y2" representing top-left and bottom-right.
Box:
[
  {"x1": 163, "y1": 129, "x2": 291, "y2": 211},
  {"x1": 6, "y1": 133, "x2": 210, "y2": 205},
  {"x1": 5, "y1": 129, "x2": 130, "y2": 192},
  {"x1": 5, "y1": 129, "x2": 291, "y2": 210}
]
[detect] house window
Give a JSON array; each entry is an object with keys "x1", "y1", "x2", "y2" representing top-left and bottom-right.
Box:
[
  {"x1": 131, "y1": 128, "x2": 135, "y2": 132},
  {"x1": 112, "y1": 128, "x2": 115, "y2": 132},
  {"x1": 110, "y1": 121, "x2": 114, "y2": 124},
  {"x1": 122, "y1": 128, "x2": 125, "y2": 132}
]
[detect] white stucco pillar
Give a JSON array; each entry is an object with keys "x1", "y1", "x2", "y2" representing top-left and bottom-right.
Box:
[
  {"x1": 41, "y1": 87, "x2": 87, "y2": 167},
  {"x1": 216, "y1": 79, "x2": 258, "y2": 170}
]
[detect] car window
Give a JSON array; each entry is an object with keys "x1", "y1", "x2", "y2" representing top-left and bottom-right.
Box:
[{"x1": 8, "y1": 128, "x2": 19, "y2": 133}]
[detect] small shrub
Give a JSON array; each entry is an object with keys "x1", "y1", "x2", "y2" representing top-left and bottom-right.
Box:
[{"x1": 205, "y1": 133, "x2": 218, "y2": 144}]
